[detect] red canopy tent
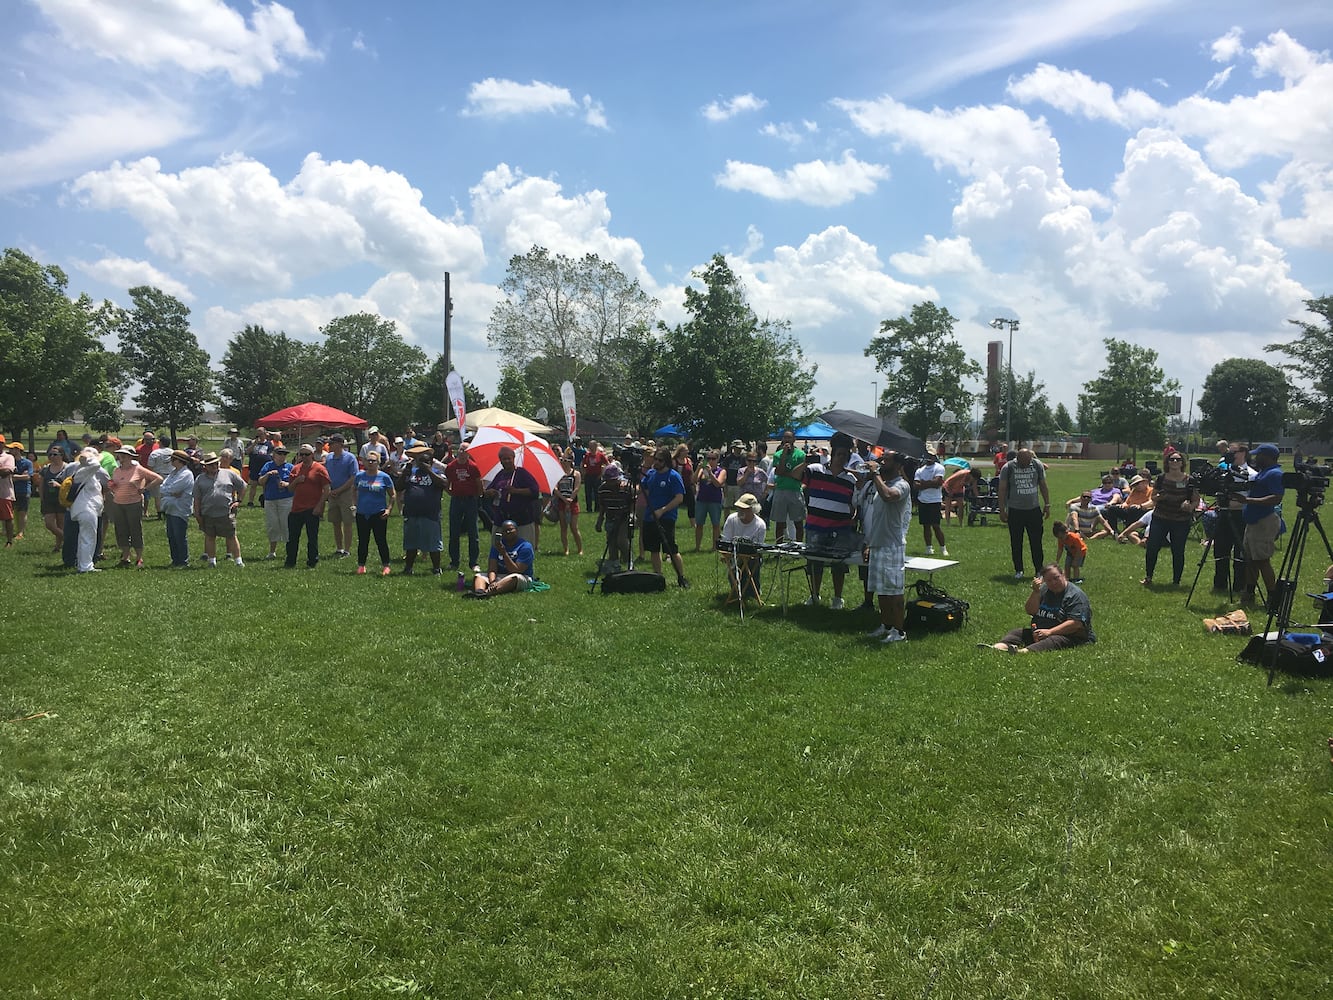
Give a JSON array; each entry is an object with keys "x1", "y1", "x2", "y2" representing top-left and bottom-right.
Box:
[{"x1": 254, "y1": 402, "x2": 368, "y2": 433}]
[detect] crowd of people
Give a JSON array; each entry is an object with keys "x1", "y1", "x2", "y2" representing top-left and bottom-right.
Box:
[{"x1": 1, "y1": 424, "x2": 1320, "y2": 650}]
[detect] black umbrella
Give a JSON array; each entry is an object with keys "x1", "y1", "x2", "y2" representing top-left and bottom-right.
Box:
[{"x1": 819, "y1": 408, "x2": 928, "y2": 456}]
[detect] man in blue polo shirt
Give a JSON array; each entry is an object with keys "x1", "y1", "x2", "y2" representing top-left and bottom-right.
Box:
[
  {"x1": 640, "y1": 446, "x2": 690, "y2": 588},
  {"x1": 323, "y1": 432, "x2": 360, "y2": 558},
  {"x1": 1240, "y1": 443, "x2": 1285, "y2": 608}
]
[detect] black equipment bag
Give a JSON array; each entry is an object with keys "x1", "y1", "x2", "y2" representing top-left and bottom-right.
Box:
[
  {"x1": 1238, "y1": 632, "x2": 1332, "y2": 678},
  {"x1": 600, "y1": 570, "x2": 666, "y2": 594},
  {"x1": 905, "y1": 579, "x2": 969, "y2": 632}
]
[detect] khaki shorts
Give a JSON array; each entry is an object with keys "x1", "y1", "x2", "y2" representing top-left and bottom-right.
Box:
[
  {"x1": 1242, "y1": 513, "x2": 1280, "y2": 560},
  {"x1": 327, "y1": 490, "x2": 356, "y2": 526},
  {"x1": 201, "y1": 513, "x2": 237, "y2": 538}
]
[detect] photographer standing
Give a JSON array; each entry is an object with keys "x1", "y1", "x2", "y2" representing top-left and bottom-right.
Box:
[
  {"x1": 1240, "y1": 443, "x2": 1285, "y2": 608},
  {"x1": 1211, "y1": 443, "x2": 1252, "y2": 594},
  {"x1": 770, "y1": 429, "x2": 807, "y2": 544}
]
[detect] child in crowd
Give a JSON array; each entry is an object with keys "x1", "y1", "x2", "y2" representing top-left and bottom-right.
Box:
[{"x1": 1052, "y1": 521, "x2": 1087, "y2": 584}]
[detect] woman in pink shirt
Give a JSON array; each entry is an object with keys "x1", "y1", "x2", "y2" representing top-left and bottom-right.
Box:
[{"x1": 109, "y1": 446, "x2": 163, "y2": 568}]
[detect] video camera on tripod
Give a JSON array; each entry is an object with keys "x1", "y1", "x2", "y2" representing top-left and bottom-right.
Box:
[
  {"x1": 613, "y1": 441, "x2": 644, "y2": 479},
  {"x1": 1187, "y1": 458, "x2": 1250, "y2": 497},
  {"x1": 1282, "y1": 461, "x2": 1329, "y2": 509}
]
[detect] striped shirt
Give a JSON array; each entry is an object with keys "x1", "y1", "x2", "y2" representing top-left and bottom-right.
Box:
[{"x1": 803, "y1": 463, "x2": 857, "y2": 533}]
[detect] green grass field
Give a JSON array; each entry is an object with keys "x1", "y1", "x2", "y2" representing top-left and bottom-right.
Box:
[{"x1": 3, "y1": 460, "x2": 1330, "y2": 999}]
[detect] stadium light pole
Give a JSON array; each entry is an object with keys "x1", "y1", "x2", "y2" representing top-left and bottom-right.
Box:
[
  {"x1": 989, "y1": 317, "x2": 1020, "y2": 448},
  {"x1": 871, "y1": 380, "x2": 879, "y2": 418}
]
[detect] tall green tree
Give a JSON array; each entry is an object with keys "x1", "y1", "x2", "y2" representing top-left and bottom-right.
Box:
[
  {"x1": 83, "y1": 391, "x2": 124, "y2": 435},
  {"x1": 1266, "y1": 295, "x2": 1333, "y2": 440},
  {"x1": 114, "y1": 286, "x2": 214, "y2": 443},
  {"x1": 652, "y1": 254, "x2": 816, "y2": 445},
  {"x1": 217, "y1": 324, "x2": 304, "y2": 430},
  {"x1": 0, "y1": 248, "x2": 119, "y2": 448},
  {"x1": 486, "y1": 247, "x2": 659, "y2": 429},
  {"x1": 493, "y1": 363, "x2": 535, "y2": 416},
  {"x1": 1006, "y1": 371, "x2": 1057, "y2": 442},
  {"x1": 1053, "y1": 402, "x2": 1075, "y2": 433},
  {"x1": 1080, "y1": 338, "x2": 1180, "y2": 458},
  {"x1": 415, "y1": 355, "x2": 489, "y2": 430},
  {"x1": 1198, "y1": 358, "x2": 1289, "y2": 443},
  {"x1": 306, "y1": 313, "x2": 428, "y2": 437},
  {"x1": 864, "y1": 302, "x2": 982, "y2": 440},
  {"x1": 1075, "y1": 394, "x2": 1096, "y2": 435}
]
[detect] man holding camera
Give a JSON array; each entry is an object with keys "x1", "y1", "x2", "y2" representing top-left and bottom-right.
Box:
[
  {"x1": 399, "y1": 446, "x2": 448, "y2": 575},
  {"x1": 1240, "y1": 443, "x2": 1285, "y2": 608},
  {"x1": 471, "y1": 520, "x2": 534, "y2": 596},
  {"x1": 862, "y1": 452, "x2": 913, "y2": 644},
  {"x1": 770, "y1": 429, "x2": 807, "y2": 544},
  {"x1": 1210, "y1": 441, "x2": 1251, "y2": 594}
]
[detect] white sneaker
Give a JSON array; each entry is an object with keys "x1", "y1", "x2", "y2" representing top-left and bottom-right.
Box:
[
  {"x1": 207, "y1": 558, "x2": 217, "y2": 567},
  {"x1": 925, "y1": 546, "x2": 934, "y2": 555},
  {"x1": 881, "y1": 629, "x2": 907, "y2": 644},
  {"x1": 940, "y1": 547, "x2": 950, "y2": 556},
  {"x1": 802, "y1": 595, "x2": 818, "y2": 607},
  {"x1": 1014, "y1": 571, "x2": 1026, "y2": 579},
  {"x1": 234, "y1": 558, "x2": 245, "y2": 567},
  {"x1": 867, "y1": 624, "x2": 889, "y2": 638},
  {"x1": 831, "y1": 597, "x2": 845, "y2": 610}
]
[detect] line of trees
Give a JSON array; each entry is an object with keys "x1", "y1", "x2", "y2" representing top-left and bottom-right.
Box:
[{"x1": 4, "y1": 243, "x2": 1331, "y2": 452}]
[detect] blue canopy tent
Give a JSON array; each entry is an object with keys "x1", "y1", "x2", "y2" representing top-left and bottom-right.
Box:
[
  {"x1": 654, "y1": 423, "x2": 684, "y2": 436},
  {"x1": 779, "y1": 420, "x2": 839, "y2": 440}
]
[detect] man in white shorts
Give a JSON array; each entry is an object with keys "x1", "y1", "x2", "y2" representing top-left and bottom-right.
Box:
[{"x1": 862, "y1": 451, "x2": 913, "y2": 644}]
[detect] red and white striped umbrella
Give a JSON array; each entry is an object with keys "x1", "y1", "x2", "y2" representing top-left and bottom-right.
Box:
[{"x1": 466, "y1": 425, "x2": 565, "y2": 493}]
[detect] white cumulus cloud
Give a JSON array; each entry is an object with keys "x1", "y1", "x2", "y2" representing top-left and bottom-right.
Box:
[
  {"x1": 468, "y1": 164, "x2": 653, "y2": 288},
  {"x1": 701, "y1": 93, "x2": 767, "y2": 122},
  {"x1": 34, "y1": 0, "x2": 318, "y2": 86},
  {"x1": 1006, "y1": 64, "x2": 1159, "y2": 125},
  {"x1": 463, "y1": 78, "x2": 609, "y2": 129},
  {"x1": 71, "y1": 153, "x2": 485, "y2": 290},
  {"x1": 74, "y1": 255, "x2": 193, "y2": 301},
  {"x1": 1210, "y1": 26, "x2": 1245, "y2": 63},
  {"x1": 715, "y1": 151, "x2": 889, "y2": 207}
]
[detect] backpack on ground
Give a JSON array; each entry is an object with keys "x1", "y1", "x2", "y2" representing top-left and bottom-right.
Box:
[{"x1": 905, "y1": 579, "x2": 969, "y2": 632}]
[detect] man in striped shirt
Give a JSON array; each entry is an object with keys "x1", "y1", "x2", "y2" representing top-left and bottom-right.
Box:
[{"x1": 789, "y1": 432, "x2": 859, "y2": 609}]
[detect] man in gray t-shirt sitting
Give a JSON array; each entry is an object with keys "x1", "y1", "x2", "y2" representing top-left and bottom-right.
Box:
[{"x1": 988, "y1": 564, "x2": 1095, "y2": 653}]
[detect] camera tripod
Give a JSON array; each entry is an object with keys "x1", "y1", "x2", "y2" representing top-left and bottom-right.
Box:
[
  {"x1": 588, "y1": 501, "x2": 635, "y2": 593},
  {"x1": 1260, "y1": 495, "x2": 1333, "y2": 685},
  {"x1": 1185, "y1": 502, "x2": 1244, "y2": 609}
]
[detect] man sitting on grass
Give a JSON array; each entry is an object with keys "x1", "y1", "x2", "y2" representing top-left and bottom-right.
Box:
[
  {"x1": 987, "y1": 563, "x2": 1095, "y2": 653},
  {"x1": 470, "y1": 520, "x2": 534, "y2": 597}
]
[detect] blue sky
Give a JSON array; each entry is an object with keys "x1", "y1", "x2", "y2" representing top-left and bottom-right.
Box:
[{"x1": 3, "y1": 0, "x2": 1331, "y2": 428}]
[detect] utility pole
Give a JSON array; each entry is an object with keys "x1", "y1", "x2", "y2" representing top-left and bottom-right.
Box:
[
  {"x1": 441, "y1": 272, "x2": 453, "y2": 423},
  {"x1": 989, "y1": 317, "x2": 1020, "y2": 448}
]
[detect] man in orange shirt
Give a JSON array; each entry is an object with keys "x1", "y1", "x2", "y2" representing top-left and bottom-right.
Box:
[{"x1": 285, "y1": 443, "x2": 330, "y2": 568}]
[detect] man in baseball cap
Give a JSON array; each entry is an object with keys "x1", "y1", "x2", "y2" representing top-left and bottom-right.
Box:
[{"x1": 1239, "y1": 443, "x2": 1284, "y2": 608}]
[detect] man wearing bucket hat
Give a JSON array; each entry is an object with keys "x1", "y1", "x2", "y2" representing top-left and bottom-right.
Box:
[
  {"x1": 159, "y1": 449, "x2": 196, "y2": 567},
  {"x1": 192, "y1": 452, "x2": 246, "y2": 567},
  {"x1": 719, "y1": 492, "x2": 767, "y2": 600}
]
